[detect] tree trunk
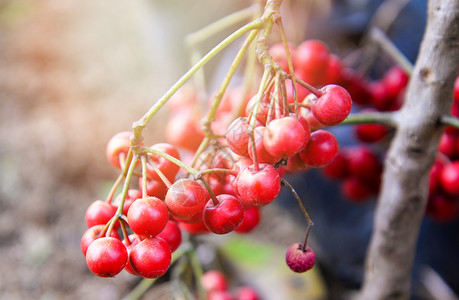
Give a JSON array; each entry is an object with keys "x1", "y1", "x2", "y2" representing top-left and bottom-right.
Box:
[{"x1": 358, "y1": 0, "x2": 459, "y2": 299}]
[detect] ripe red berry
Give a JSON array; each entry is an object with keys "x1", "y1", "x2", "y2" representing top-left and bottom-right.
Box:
[
  {"x1": 226, "y1": 117, "x2": 256, "y2": 157},
  {"x1": 113, "y1": 189, "x2": 142, "y2": 216},
  {"x1": 141, "y1": 177, "x2": 169, "y2": 199},
  {"x1": 346, "y1": 146, "x2": 382, "y2": 179},
  {"x1": 235, "y1": 206, "x2": 260, "y2": 234},
  {"x1": 106, "y1": 131, "x2": 132, "y2": 169},
  {"x1": 341, "y1": 176, "x2": 374, "y2": 202},
  {"x1": 285, "y1": 243, "x2": 315, "y2": 273},
  {"x1": 201, "y1": 270, "x2": 228, "y2": 293},
  {"x1": 165, "y1": 179, "x2": 210, "y2": 221},
  {"x1": 80, "y1": 225, "x2": 120, "y2": 256},
  {"x1": 85, "y1": 200, "x2": 118, "y2": 229},
  {"x1": 427, "y1": 194, "x2": 459, "y2": 222},
  {"x1": 127, "y1": 196, "x2": 169, "y2": 238},
  {"x1": 166, "y1": 110, "x2": 204, "y2": 151},
  {"x1": 203, "y1": 194, "x2": 245, "y2": 234},
  {"x1": 269, "y1": 42, "x2": 297, "y2": 72},
  {"x1": 311, "y1": 84, "x2": 352, "y2": 126},
  {"x1": 295, "y1": 39, "x2": 330, "y2": 86},
  {"x1": 178, "y1": 220, "x2": 210, "y2": 235},
  {"x1": 322, "y1": 150, "x2": 350, "y2": 179},
  {"x1": 146, "y1": 143, "x2": 181, "y2": 182},
  {"x1": 236, "y1": 287, "x2": 260, "y2": 300},
  {"x1": 236, "y1": 164, "x2": 281, "y2": 206},
  {"x1": 248, "y1": 127, "x2": 279, "y2": 164},
  {"x1": 123, "y1": 234, "x2": 141, "y2": 275},
  {"x1": 439, "y1": 132, "x2": 457, "y2": 158},
  {"x1": 129, "y1": 237, "x2": 171, "y2": 279},
  {"x1": 382, "y1": 65, "x2": 409, "y2": 99},
  {"x1": 263, "y1": 116, "x2": 308, "y2": 158},
  {"x1": 157, "y1": 220, "x2": 182, "y2": 252},
  {"x1": 85, "y1": 237, "x2": 128, "y2": 277},
  {"x1": 440, "y1": 161, "x2": 459, "y2": 196},
  {"x1": 299, "y1": 130, "x2": 338, "y2": 168}
]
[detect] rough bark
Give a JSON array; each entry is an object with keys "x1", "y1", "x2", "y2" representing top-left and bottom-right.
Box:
[{"x1": 359, "y1": 1, "x2": 459, "y2": 299}]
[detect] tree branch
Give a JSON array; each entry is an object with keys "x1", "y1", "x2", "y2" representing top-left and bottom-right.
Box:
[{"x1": 359, "y1": 0, "x2": 459, "y2": 299}]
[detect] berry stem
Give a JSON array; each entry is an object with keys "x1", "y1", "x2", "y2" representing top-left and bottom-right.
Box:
[
  {"x1": 142, "y1": 146, "x2": 199, "y2": 178},
  {"x1": 440, "y1": 114, "x2": 459, "y2": 130},
  {"x1": 199, "y1": 177, "x2": 219, "y2": 206},
  {"x1": 119, "y1": 218, "x2": 131, "y2": 246},
  {"x1": 113, "y1": 155, "x2": 139, "y2": 218},
  {"x1": 198, "y1": 168, "x2": 238, "y2": 177},
  {"x1": 105, "y1": 173, "x2": 124, "y2": 204},
  {"x1": 141, "y1": 155, "x2": 148, "y2": 198},
  {"x1": 369, "y1": 27, "x2": 414, "y2": 75},
  {"x1": 340, "y1": 111, "x2": 398, "y2": 127},
  {"x1": 146, "y1": 156, "x2": 172, "y2": 189},
  {"x1": 293, "y1": 77, "x2": 323, "y2": 98},
  {"x1": 281, "y1": 178, "x2": 314, "y2": 226},
  {"x1": 130, "y1": 18, "x2": 265, "y2": 148},
  {"x1": 301, "y1": 222, "x2": 313, "y2": 252}
]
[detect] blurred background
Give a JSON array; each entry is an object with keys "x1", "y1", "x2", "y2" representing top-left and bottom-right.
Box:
[{"x1": 0, "y1": 0, "x2": 456, "y2": 300}]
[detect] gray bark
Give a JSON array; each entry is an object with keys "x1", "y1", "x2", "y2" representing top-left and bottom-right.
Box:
[{"x1": 359, "y1": 0, "x2": 459, "y2": 299}]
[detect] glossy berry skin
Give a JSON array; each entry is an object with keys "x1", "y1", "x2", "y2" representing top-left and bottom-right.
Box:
[
  {"x1": 142, "y1": 177, "x2": 169, "y2": 199},
  {"x1": 85, "y1": 237, "x2": 128, "y2": 277},
  {"x1": 146, "y1": 143, "x2": 181, "y2": 181},
  {"x1": 201, "y1": 270, "x2": 228, "y2": 293},
  {"x1": 203, "y1": 194, "x2": 245, "y2": 234},
  {"x1": 129, "y1": 237, "x2": 171, "y2": 279},
  {"x1": 127, "y1": 197, "x2": 169, "y2": 238},
  {"x1": 165, "y1": 179, "x2": 210, "y2": 221},
  {"x1": 440, "y1": 161, "x2": 459, "y2": 196},
  {"x1": 226, "y1": 117, "x2": 260, "y2": 157},
  {"x1": 299, "y1": 130, "x2": 338, "y2": 168},
  {"x1": 285, "y1": 243, "x2": 315, "y2": 273},
  {"x1": 113, "y1": 189, "x2": 142, "y2": 216},
  {"x1": 295, "y1": 40, "x2": 330, "y2": 86},
  {"x1": 80, "y1": 225, "x2": 120, "y2": 256},
  {"x1": 263, "y1": 116, "x2": 308, "y2": 158},
  {"x1": 106, "y1": 131, "x2": 132, "y2": 169},
  {"x1": 85, "y1": 200, "x2": 118, "y2": 229},
  {"x1": 178, "y1": 220, "x2": 210, "y2": 235},
  {"x1": 123, "y1": 235, "x2": 140, "y2": 275},
  {"x1": 248, "y1": 127, "x2": 279, "y2": 164},
  {"x1": 157, "y1": 220, "x2": 182, "y2": 252},
  {"x1": 311, "y1": 84, "x2": 352, "y2": 126},
  {"x1": 236, "y1": 164, "x2": 281, "y2": 207},
  {"x1": 235, "y1": 206, "x2": 260, "y2": 234}
]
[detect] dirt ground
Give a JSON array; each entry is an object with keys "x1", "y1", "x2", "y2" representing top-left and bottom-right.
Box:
[{"x1": 0, "y1": 1, "x2": 314, "y2": 299}]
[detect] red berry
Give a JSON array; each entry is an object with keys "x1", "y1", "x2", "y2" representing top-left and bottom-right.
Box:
[
  {"x1": 146, "y1": 143, "x2": 181, "y2": 182},
  {"x1": 346, "y1": 146, "x2": 382, "y2": 180},
  {"x1": 235, "y1": 206, "x2": 260, "y2": 234},
  {"x1": 85, "y1": 200, "x2": 118, "y2": 229},
  {"x1": 157, "y1": 220, "x2": 182, "y2": 252},
  {"x1": 236, "y1": 287, "x2": 260, "y2": 300},
  {"x1": 427, "y1": 193, "x2": 459, "y2": 222},
  {"x1": 127, "y1": 197, "x2": 169, "y2": 238},
  {"x1": 113, "y1": 189, "x2": 142, "y2": 216},
  {"x1": 311, "y1": 84, "x2": 352, "y2": 126},
  {"x1": 248, "y1": 127, "x2": 279, "y2": 164},
  {"x1": 299, "y1": 130, "x2": 338, "y2": 168},
  {"x1": 178, "y1": 220, "x2": 210, "y2": 235},
  {"x1": 129, "y1": 237, "x2": 171, "y2": 278},
  {"x1": 106, "y1": 131, "x2": 132, "y2": 169},
  {"x1": 323, "y1": 54, "x2": 344, "y2": 85},
  {"x1": 382, "y1": 66, "x2": 409, "y2": 99},
  {"x1": 322, "y1": 150, "x2": 350, "y2": 179},
  {"x1": 141, "y1": 177, "x2": 169, "y2": 199},
  {"x1": 284, "y1": 153, "x2": 310, "y2": 173},
  {"x1": 295, "y1": 40, "x2": 330, "y2": 86},
  {"x1": 341, "y1": 176, "x2": 374, "y2": 202},
  {"x1": 236, "y1": 164, "x2": 281, "y2": 206},
  {"x1": 203, "y1": 194, "x2": 245, "y2": 234},
  {"x1": 269, "y1": 42, "x2": 297, "y2": 72},
  {"x1": 166, "y1": 110, "x2": 204, "y2": 151},
  {"x1": 201, "y1": 270, "x2": 228, "y2": 292},
  {"x1": 440, "y1": 161, "x2": 459, "y2": 196},
  {"x1": 454, "y1": 76, "x2": 459, "y2": 102},
  {"x1": 86, "y1": 237, "x2": 128, "y2": 277},
  {"x1": 80, "y1": 225, "x2": 120, "y2": 256},
  {"x1": 285, "y1": 243, "x2": 315, "y2": 273},
  {"x1": 263, "y1": 116, "x2": 308, "y2": 158},
  {"x1": 165, "y1": 179, "x2": 210, "y2": 221},
  {"x1": 439, "y1": 132, "x2": 457, "y2": 158},
  {"x1": 226, "y1": 117, "x2": 257, "y2": 157},
  {"x1": 123, "y1": 234, "x2": 141, "y2": 275}
]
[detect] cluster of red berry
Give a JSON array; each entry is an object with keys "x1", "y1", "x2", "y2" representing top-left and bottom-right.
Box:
[{"x1": 201, "y1": 270, "x2": 260, "y2": 300}]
